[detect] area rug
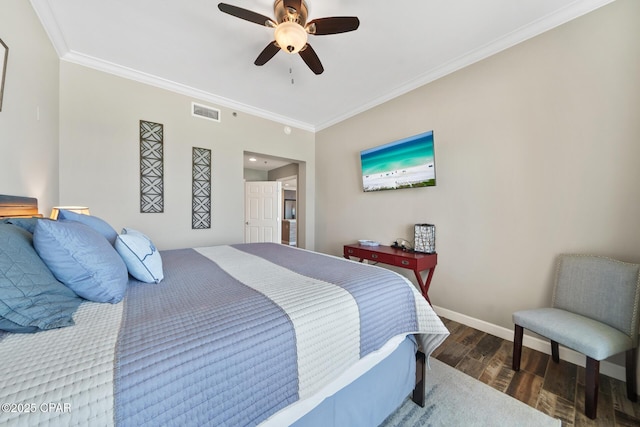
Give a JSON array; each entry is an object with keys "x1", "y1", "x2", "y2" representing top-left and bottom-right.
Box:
[{"x1": 380, "y1": 358, "x2": 561, "y2": 427}]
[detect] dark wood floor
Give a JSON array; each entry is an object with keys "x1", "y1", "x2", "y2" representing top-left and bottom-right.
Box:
[{"x1": 431, "y1": 317, "x2": 640, "y2": 427}]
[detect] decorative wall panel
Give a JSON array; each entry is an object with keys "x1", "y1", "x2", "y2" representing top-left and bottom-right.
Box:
[
  {"x1": 140, "y1": 120, "x2": 164, "y2": 213},
  {"x1": 192, "y1": 147, "x2": 211, "y2": 229}
]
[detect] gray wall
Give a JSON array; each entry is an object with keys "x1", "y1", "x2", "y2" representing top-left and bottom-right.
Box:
[
  {"x1": 0, "y1": 0, "x2": 59, "y2": 210},
  {"x1": 244, "y1": 168, "x2": 268, "y2": 182},
  {"x1": 268, "y1": 163, "x2": 299, "y2": 182},
  {"x1": 316, "y1": 0, "x2": 640, "y2": 331},
  {"x1": 58, "y1": 62, "x2": 316, "y2": 250}
]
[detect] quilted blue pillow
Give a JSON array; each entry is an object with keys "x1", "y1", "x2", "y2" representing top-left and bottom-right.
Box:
[
  {"x1": 115, "y1": 228, "x2": 164, "y2": 283},
  {"x1": 0, "y1": 223, "x2": 82, "y2": 332},
  {"x1": 33, "y1": 220, "x2": 128, "y2": 304},
  {"x1": 2, "y1": 217, "x2": 42, "y2": 234},
  {"x1": 57, "y1": 209, "x2": 118, "y2": 246}
]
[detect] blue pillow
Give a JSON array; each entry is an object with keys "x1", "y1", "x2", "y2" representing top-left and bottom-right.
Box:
[
  {"x1": 0, "y1": 317, "x2": 38, "y2": 333},
  {"x1": 57, "y1": 210, "x2": 118, "y2": 246},
  {"x1": 2, "y1": 217, "x2": 42, "y2": 234},
  {"x1": 33, "y1": 220, "x2": 128, "y2": 304},
  {"x1": 0, "y1": 223, "x2": 82, "y2": 332},
  {"x1": 115, "y1": 228, "x2": 164, "y2": 283}
]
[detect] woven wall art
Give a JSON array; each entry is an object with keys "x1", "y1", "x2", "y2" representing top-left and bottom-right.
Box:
[
  {"x1": 139, "y1": 120, "x2": 164, "y2": 213},
  {"x1": 192, "y1": 147, "x2": 211, "y2": 229}
]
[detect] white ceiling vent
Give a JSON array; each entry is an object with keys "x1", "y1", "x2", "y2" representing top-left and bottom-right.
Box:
[{"x1": 192, "y1": 102, "x2": 220, "y2": 122}]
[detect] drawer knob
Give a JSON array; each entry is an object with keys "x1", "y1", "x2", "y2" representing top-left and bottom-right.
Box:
[
  {"x1": 371, "y1": 254, "x2": 378, "y2": 259},
  {"x1": 347, "y1": 249, "x2": 354, "y2": 254},
  {"x1": 401, "y1": 260, "x2": 410, "y2": 265}
]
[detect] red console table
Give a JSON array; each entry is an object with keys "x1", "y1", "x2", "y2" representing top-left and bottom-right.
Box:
[{"x1": 343, "y1": 243, "x2": 437, "y2": 304}]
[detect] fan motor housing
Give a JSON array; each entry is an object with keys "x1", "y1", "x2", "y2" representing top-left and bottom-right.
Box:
[{"x1": 274, "y1": 0, "x2": 308, "y2": 25}]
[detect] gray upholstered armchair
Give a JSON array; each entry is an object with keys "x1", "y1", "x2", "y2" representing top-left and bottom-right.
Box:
[{"x1": 512, "y1": 254, "x2": 640, "y2": 419}]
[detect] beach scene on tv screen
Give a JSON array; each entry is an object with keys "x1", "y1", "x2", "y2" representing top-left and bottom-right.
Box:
[{"x1": 361, "y1": 131, "x2": 435, "y2": 192}]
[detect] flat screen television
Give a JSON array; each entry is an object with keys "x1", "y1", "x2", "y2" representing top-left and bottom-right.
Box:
[{"x1": 360, "y1": 130, "x2": 436, "y2": 192}]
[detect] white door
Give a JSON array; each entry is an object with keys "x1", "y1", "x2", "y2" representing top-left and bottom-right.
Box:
[{"x1": 244, "y1": 181, "x2": 282, "y2": 243}]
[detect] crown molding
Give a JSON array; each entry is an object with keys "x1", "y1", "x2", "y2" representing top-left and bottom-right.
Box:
[
  {"x1": 32, "y1": 0, "x2": 614, "y2": 133},
  {"x1": 30, "y1": 0, "x2": 69, "y2": 57},
  {"x1": 60, "y1": 50, "x2": 316, "y2": 132},
  {"x1": 314, "y1": 0, "x2": 616, "y2": 131},
  {"x1": 30, "y1": 1, "x2": 315, "y2": 132}
]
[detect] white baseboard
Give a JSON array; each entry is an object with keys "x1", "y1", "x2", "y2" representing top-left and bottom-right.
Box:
[{"x1": 432, "y1": 305, "x2": 627, "y2": 383}]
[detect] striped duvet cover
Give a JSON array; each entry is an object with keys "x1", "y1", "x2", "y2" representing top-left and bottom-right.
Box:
[{"x1": 0, "y1": 243, "x2": 449, "y2": 426}]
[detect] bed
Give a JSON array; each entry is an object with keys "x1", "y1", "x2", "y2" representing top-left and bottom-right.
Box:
[{"x1": 0, "y1": 195, "x2": 449, "y2": 426}]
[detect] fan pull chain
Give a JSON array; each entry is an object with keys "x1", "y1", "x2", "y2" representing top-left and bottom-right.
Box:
[{"x1": 290, "y1": 67, "x2": 294, "y2": 85}]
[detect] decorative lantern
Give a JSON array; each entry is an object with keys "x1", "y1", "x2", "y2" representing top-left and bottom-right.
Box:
[{"x1": 414, "y1": 224, "x2": 436, "y2": 254}]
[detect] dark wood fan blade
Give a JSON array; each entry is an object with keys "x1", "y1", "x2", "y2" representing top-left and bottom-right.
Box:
[
  {"x1": 299, "y1": 44, "x2": 324, "y2": 75},
  {"x1": 306, "y1": 17, "x2": 360, "y2": 35},
  {"x1": 218, "y1": 3, "x2": 275, "y2": 27},
  {"x1": 283, "y1": 0, "x2": 302, "y2": 13},
  {"x1": 254, "y1": 42, "x2": 280, "y2": 66}
]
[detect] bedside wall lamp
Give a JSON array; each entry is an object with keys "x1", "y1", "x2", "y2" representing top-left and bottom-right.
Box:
[{"x1": 50, "y1": 206, "x2": 90, "y2": 220}]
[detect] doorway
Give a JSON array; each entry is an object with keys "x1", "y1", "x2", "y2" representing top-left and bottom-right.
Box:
[
  {"x1": 243, "y1": 152, "x2": 302, "y2": 247},
  {"x1": 279, "y1": 175, "x2": 297, "y2": 246}
]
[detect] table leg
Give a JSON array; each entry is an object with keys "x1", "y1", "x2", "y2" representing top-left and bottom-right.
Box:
[{"x1": 414, "y1": 267, "x2": 436, "y2": 304}]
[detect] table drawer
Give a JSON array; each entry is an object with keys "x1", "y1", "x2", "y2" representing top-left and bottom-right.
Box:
[
  {"x1": 344, "y1": 247, "x2": 362, "y2": 257},
  {"x1": 395, "y1": 256, "x2": 417, "y2": 269},
  {"x1": 361, "y1": 251, "x2": 395, "y2": 264}
]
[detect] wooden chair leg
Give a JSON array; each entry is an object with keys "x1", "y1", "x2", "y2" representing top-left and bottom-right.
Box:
[
  {"x1": 551, "y1": 340, "x2": 560, "y2": 363},
  {"x1": 512, "y1": 325, "x2": 523, "y2": 371},
  {"x1": 585, "y1": 357, "x2": 599, "y2": 419},
  {"x1": 626, "y1": 348, "x2": 638, "y2": 402}
]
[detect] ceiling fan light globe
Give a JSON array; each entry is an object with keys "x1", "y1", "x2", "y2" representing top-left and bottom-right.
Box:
[{"x1": 274, "y1": 21, "x2": 308, "y2": 54}]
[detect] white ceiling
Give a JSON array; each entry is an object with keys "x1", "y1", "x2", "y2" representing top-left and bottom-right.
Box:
[
  {"x1": 244, "y1": 152, "x2": 291, "y2": 171},
  {"x1": 31, "y1": 0, "x2": 614, "y2": 132}
]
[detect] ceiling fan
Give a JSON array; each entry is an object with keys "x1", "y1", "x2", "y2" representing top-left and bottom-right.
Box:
[{"x1": 218, "y1": 0, "x2": 360, "y2": 75}]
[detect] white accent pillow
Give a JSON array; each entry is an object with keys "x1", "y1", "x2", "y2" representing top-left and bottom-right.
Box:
[{"x1": 115, "y1": 228, "x2": 163, "y2": 284}]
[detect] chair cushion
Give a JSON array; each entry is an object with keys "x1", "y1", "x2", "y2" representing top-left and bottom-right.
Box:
[
  {"x1": 553, "y1": 255, "x2": 640, "y2": 339},
  {"x1": 513, "y1": 307, "x2": 633, "y2": 360}
]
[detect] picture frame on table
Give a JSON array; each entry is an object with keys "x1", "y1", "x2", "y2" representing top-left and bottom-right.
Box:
[{"x1": 0, "y1": 38, "x2": 8, "y2": 112}]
